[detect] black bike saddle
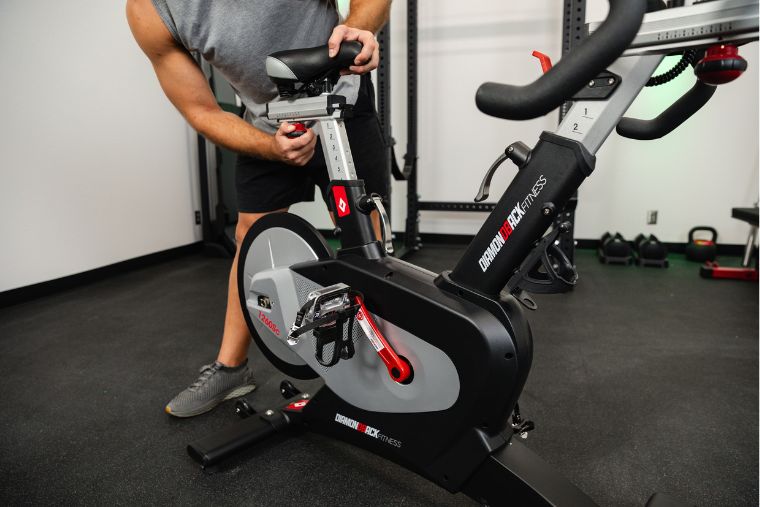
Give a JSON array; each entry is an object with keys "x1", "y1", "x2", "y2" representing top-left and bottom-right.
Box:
[{"x1": 266, "y1": 41, "x2": 362, "y2": 91}]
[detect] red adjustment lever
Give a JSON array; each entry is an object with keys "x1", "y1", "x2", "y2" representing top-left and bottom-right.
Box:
[
  {"x1": 531, "y1": 51, "x2": 553, "y2": 74},
  {"x1": 354, "y1": 296, "x2": 412, "y2": 384},
  {"x1": 286, "y1": 122, "x2": 308, "y2": 138},
  {"x1": 695, "y1": 45, "x2": 747, "y2": 85}
]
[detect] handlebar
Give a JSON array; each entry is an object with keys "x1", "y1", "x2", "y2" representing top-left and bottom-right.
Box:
[
  {"x1": 616, "y1": 81, "x2": 717, "y2": 140},
  {"x1": 475, "y1": 0, "x2": 647, "y2": 121}
]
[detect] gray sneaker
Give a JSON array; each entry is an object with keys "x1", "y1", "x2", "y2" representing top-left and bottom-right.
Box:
[{"x1": 165, "y1": 361, "x2": 256, "y2": 418}]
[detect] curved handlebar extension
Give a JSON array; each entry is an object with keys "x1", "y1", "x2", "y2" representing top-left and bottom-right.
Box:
[
  {"x1": 616, "y1": 81, "x2": 717, "y2": 140},
  {"x1": 475, "y1": 0, "x2": 647, "y2": 121}
]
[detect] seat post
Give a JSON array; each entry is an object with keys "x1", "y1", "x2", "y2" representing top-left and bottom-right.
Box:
[
  {"x1": 266, "y1": 94, "x2": 358, "y2": 182},
  {"x1": 314, "y1": 116, "x2": 357, "y2": 182}
]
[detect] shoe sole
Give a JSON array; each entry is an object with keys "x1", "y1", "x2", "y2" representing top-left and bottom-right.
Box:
[{"x1": 165, "y1": 383, "x2": 257, "y2": 418}]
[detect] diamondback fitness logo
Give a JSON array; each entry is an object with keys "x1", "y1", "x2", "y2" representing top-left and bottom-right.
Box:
[
  {"x1": 478, "y1": 175, "x2": 547, "y2": 273},
  {"x1": 335, "y1": 413, "x2": 402, "y2": 448}
]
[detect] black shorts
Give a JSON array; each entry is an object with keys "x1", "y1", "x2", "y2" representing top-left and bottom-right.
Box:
[{"x1": 235, "y1": 75, "x2": 388, "y2": 213}]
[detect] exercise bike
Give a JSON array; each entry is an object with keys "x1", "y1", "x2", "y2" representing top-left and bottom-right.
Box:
[{"x1": 188, "y1": 1, "x2": 759, "y2": 505}]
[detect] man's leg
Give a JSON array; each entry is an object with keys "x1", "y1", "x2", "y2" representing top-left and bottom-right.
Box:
[
  {"x1": 165, "y1": 209, "x2": 286, "y2": 417},
  {"x1": 217, "y1": 209, "x2": 287, "y2": 366}
]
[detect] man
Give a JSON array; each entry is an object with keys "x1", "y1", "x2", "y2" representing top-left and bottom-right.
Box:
[{"x1": 126, "y1": 0, "x2": 391, "y2": 417}]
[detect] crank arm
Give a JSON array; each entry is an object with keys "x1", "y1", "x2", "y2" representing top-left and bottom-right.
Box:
[{"x1": 354, "y1": 296, "x2": 411, "y2": 383}]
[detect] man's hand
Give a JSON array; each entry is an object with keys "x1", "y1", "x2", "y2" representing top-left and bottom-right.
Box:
[
  {"x1": 269, "y1": 123, "x2": 318, "y2": 166},
  {"x1": 328, "y1": 24, "x2": 379, "y2": 75}
]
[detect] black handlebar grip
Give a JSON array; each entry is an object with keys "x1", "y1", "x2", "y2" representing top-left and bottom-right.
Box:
[
  {"x1": 616, "y1": 81, "x2": 717, "y2": 140},
  {"x1": 475, "y1": 0, "x2": 647, "y2": 121}
]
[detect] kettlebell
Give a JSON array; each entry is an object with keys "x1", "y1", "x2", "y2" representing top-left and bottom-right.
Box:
[{"x1": 685, "y1": 226, "x2": 717, "y2": 262}]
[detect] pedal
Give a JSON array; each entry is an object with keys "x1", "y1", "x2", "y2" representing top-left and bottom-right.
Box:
[
  {"x1": 506, "y1": 222, "x2": 578, "y2": 308},
  {"x1": 288, "y1": 283, "x2": 360, "y2": 367},
  {"x1": 288, "y1": 283, "x2": 352, "y2": 345}
]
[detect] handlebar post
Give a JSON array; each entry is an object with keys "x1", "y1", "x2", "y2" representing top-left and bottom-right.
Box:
[{"x1": 556, "y1": 54, "x2": 663, "y2": 154}]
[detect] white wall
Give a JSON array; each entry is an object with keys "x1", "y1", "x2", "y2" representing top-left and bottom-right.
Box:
[
  {"x1": 294, "y1": 0, "x2": 759, "y2": 244},
  {"x1": 0, "y1": 1, "x2": 200, "y2": 292}
]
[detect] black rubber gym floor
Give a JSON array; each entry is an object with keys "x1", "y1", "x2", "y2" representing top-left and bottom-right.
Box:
[{"x1": 0, "y1": 247, "x2": 756, "y2": 506}]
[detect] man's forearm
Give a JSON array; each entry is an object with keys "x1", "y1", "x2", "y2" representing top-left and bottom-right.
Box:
[
  {"x1": 187, "y1": 108, "x2": 275, "y2": 160},
  {"x1": 345, "y1": 0, "x2": 391, "y2": 33}
]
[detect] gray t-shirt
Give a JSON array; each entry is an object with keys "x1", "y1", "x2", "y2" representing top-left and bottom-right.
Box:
[{"x1": 151, "y1": 0, "x2": 359, "y2": 133}]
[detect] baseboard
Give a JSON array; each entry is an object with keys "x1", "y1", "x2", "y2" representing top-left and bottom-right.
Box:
[
  {"x1": 0, "y1": 243, "x2": 203, "y2": 309},
  {"x1": 574, "y1": 239, "x2": 748, "y2": 256}
]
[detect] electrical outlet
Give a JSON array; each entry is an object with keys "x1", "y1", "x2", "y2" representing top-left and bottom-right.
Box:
[
  {"x1": 195, "y1": 211, "x2": 202, "y2": 225},
  {"x1": 647, "y1": 210, "x2": 658, "y2": 225}
]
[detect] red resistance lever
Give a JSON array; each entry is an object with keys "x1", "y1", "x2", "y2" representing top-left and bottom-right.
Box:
[
  {"x1": 286, "y1": 122, "x2": 308, "y2": 138},
  {"x1": 695, "y1": 45, "x2": 747, "y2": 85},
  {"x1": 531, "y1": 50, "x2": 553, "y2": 74},
  {"x1": 354, "y1": 296, "x2": 412, "y2": 383}
]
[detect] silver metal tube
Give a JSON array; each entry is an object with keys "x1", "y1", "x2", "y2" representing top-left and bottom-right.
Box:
[{"x1": 742, "y1": 226, "x2": 757, "y2": 267}]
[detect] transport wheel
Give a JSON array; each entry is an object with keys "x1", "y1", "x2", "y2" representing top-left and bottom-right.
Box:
[
  {"x1": 280, "y1": 380, "x2": 302, "y2": 399},
  {"x1": 237, "y1": 213, "x2": 333, "y2": 380},
  {"x1": 234, "y1": 398, "x2": 256, "y2": 419}
]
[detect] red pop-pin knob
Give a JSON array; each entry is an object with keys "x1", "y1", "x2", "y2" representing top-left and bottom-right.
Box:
[
  {"x1": 286, "y1": 122, "x2": 308, "y2": 138},
  {"x1": 695, "y1": 45, "x2": 747, "y2": 85}
]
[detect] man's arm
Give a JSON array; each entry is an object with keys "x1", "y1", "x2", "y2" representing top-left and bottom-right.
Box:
[
  {"x1": 328, "y1": 0, "x2": 392, "y2": 75},
  {"x1": 125, "y1": 0, "x2": 316, "y2": 166},
  {"x1": 345, "y1": 0, "x2": 391, "y2": 33}
]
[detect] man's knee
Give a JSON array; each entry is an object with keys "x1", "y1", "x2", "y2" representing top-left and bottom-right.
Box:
[
  {"x1": 235, "y1": 216, "x2": 258, "y2": 246},
  {"x1": 234, "y1": 210, "x2": 286, "y2": 246}
]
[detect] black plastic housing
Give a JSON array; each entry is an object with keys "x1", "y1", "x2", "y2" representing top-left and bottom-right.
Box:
[
  {"x1": 292, "y1": 254, "x2": 533, "y2": 491},
  {"x1": 450, "y1": 132, "x2": 595, "y2": 295}
]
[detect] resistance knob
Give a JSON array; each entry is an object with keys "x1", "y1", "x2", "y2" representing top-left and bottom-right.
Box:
[{"x1": 694, "y1": 45, "x2": 747, "y2": 85}]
